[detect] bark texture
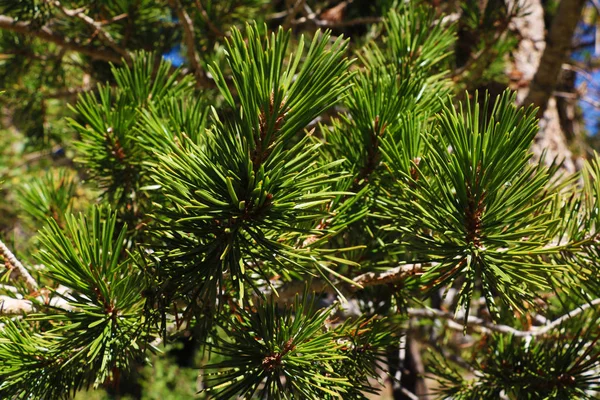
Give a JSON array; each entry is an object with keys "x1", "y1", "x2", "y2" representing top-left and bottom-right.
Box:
[
  {"x1": 510, "y1": 0, "x2": 579, "y2": 172},
  {"x1": 523, "y1": 0, "x2": 587, "y2": 117}
]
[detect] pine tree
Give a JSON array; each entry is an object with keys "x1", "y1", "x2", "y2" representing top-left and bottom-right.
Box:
[{"x1": 1, "y1": 1, "x2": 599, "y2": 399}]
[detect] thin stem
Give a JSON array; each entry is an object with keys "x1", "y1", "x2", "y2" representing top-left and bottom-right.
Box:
[
  {"x1": 282, "y1": 0, "x2": 306, "y2": 30},
  {"x1": 0, "y1": 239, "x2": 39, "y2": 293},
  {"x1": 351, "y1": 264, "x2": 422, "y2": 289},
  {"x1": 48, "y1": 0, "x2": 130, "y2": 61},
  {"x1": 0, "y1": 15, "x2": 123, "y2": 63},
  {"x1": 170, "y1": 0, "x2": 209, "y2": 87},
  {"x1": 194, "y1": 0, "x2": 224, "y2": 37},
  {"x1": 408, "y1": 298, "x2": 600, "y2": 337}
]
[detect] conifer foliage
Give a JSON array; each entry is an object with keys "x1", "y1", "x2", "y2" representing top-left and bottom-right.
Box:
[{"x1": 0, "y1": 2, "x2": 599, "y2": 399}]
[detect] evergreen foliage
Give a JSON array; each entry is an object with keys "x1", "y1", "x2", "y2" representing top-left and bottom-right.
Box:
[{"x1": 0, "y1": 1, "x2": 599, "y2": 399}]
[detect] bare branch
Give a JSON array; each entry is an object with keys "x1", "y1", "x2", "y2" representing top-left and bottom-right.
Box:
[
  {"x1": 48, "y1": 0, "x2": 130, "y2": 61},
  {"x1": 0, "y1": 296, "x2": 34, "y2": 315},
  {"x1": 0, "y1": 239, "x2": 39, "y2": 293},
  {"x1": 282, "y1": 0, "x2": 306, "y2": 30},
  {"x1": 0, "y1": 15, "x2": 123, "y2": 63},
  {"x1": 296, "y1": 16, "x2": 382, "y2": 28},
  {"x1": 99, "y1": 13, "x2": 128, "y2": 26},
  {"x1": 537, "y1": 298, "x2": 600, "y2": 334},
  {"x1": 351, "y1": 264, "x2": 422, "y2": 290},
  {"x1": 273, "y1": 264, "x2": 422, "y2": 303},
  {"x1": 194, "y1": 0, "x2": 224, "y2": 37},
  {"x1": 554, "y1": 90, "x2": 600, "y2": 109},
  {"x1": 408, "y1": 298, "x2": 600, "y2": 337},
  {"x1": 0, "y1": 293, "x2": 75, "y2": 315},
  {"x1": 274, "y1": 279, "x2": 330, "y2": 305},
  {"x1": 170, "y1": 0, "x2": 206, "y2": 86}
]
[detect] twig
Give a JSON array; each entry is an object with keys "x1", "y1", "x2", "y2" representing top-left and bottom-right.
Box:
[
  {"x1": 0, "y1": 294, "x2": 75, "y2": 315},
  {"x1": 400, "y1": 387, "x2": 419, "y2": 400},
  {"x1": 0, "y1": 296, "x2": 34, "y2": 315},
  {"x1": 554, "y1": 90, "x2": 600, "y2": 109},
  {"x1": 273, "y1": 279, "x2": 330, "y2": 304},
  {"x1": 99, "y1": 13, "x2": 128, "y2": 26},
  {"x1": 538, "y1": 298, "x2": 600, "y2": 334},
  {"x1": 170, "y1": 0, "x2": 206, "y2": 86},
  {"x1": 48, "y1": 0, "x2": 130, "y2": 60},
  {"x1": 0, "y1": 239, "x2": 39, "y2": 293},
  {"x1": 301, "y1": 16, "x2": 382, "y2": 28},
  {"x1": 282, "y1": 0, "x2": 306, "y2": 30},
  {"x1": 451, "y1": 3, "x2": 520, "y2": 80},
  {"x1": 273, "y1": 264, "x2": 422, "y2": 303},
  {"x1": 0, "y1": 15, "x2": 123, "y2": 63},
  {"x1": 351, "y1": 264, "x2": 422, "y2": 289},
  {"x1": 408, "y1": 298, "x2": 600, "y2": 337},
  {"x1": 291, "y1": 14, "x2": 381, "y2": 28},
  {"x1": 194, "y1": 0, "x2": 224, "y2": 37}
]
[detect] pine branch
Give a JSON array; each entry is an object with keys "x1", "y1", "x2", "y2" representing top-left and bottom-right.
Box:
[
  {"x1": 47, "y1": 0, "x2": 130, "y2": 61},
  {"x1": 408, "y1": 298, "x2": 600, "y2": 337},
  {"x1": 0, "y1": 15, "x2": 123, "y2": 63},
  {"x1": 0, "y1": 239, "x2": 38, "y2": 294}
]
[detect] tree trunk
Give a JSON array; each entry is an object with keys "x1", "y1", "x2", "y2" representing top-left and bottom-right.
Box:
[{"x1": 523, "y1": 0, "x2": 587, "y2": 117}]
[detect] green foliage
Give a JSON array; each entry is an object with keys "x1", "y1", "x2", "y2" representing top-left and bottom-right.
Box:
[
  {"x1": 70, "y1": 53, "x2": 196, "y2": 230},
  {"x1": 143, "y1": 24, "x2": 354, "y2": 314},
  {"x1": 203, "y1": 293, "x2": 396, "y2": 399},
  {"x1": 430, "y1": 315, "x2": 600, "y2": 399},
  {"x1": 1, "y1": 2, "x2": 600, "y2": 399},
  {"x1": 382, "y1": 91, "x2": 559, "y2": 319},
  {"x1": 16, "y1": 168, "x2": 78, "y2": 228},
  {"x1": 0, "y1": 206, "x2": 149, "y2": 398}
]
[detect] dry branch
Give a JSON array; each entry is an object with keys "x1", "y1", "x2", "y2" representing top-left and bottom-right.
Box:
[
  {"x1": 0, "y1": 239, "x2": 38, "y2": 294},
  {"x1": 49, "y1": 0, "x2": 130, "y2": 61},
  {"x1": 408, "y1": 298, "x2": 600, "y2": 337},
  {"x1": 0, "y1": 15, "x2": 123, "y2": 63},
  {"x1": 170, "y1": 0, "x2": 208, "y2": 87}
]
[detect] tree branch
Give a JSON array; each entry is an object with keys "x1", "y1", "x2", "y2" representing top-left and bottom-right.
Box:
[
  {"x1": 304, "y1": 16, "x2": 382, "y2": 28},
  {"x1": 0, "y1": 296, "x2": 34, "y2": 315},
  {"x1": 351, "y1": 264, "x2": 422, "y2": 290},
  {"x1": 48, "y1": 0, "x2": 130, "y2": 61},
  {"x1": 408, "y1": 298, "x2": 600, "y2": 337},
  {"x1": 170, "y1": 0, "x2": 206, "y2": 86},
  {"x1": 273, "y1": 264, "x2": 422, "y2": 303},
  {"x1": 0, "y1": 239, "x2": 39, "y2": 294},
  {"x1": 0, "y1": 293, "x2": 75, "y2": 315},
  {"x1": 0, "y1": 15, "x2": 123, "y2": 64},
  {"x1": 194, "y1": 0, "x2": 224, "y2": 37}
]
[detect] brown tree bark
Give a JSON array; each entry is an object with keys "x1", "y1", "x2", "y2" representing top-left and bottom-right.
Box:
[{"x1": 523, "y1": 0, "x2": 587, "y2": 117}]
